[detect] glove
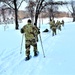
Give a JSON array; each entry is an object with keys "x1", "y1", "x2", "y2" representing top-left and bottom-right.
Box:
[
  {"x1": 21, "y1": 28, "x2": 24, "y2": 33},
  {"x1": 38, "y1": 29, "x2": 40, "y2": 34}
]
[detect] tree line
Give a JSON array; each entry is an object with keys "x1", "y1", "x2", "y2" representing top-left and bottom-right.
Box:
[{"x1": 0, "y1": 0, "x2": 75, "y2": 29}]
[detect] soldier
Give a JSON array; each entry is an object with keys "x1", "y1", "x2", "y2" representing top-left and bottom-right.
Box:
[
  {"x1": 50, "y1": 20, "x2": 57, "y2": 36},
  {"x1": 50, "y1": 19, "x2": 54, "y2": 29},
  {"x1": 20, "y1": 19, "x2": 40, "y2": 60},
  {"x1": 56, "y1": 20, "x2": 61, "y2": 31},
  {"x1": 61, "y1": 20, "x2": 64, "y2": 27}
]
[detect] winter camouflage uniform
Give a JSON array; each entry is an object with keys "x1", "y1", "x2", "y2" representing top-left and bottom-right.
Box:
[
  {"x1": 50, "y1": 20, "x2": 57, "y2": 36},
  {"x1": 21, "y1": 19, "x2": 40, "y2": 59},
  {"x1": 56, "y1": 20, "x2": 61, "y2": 31}
]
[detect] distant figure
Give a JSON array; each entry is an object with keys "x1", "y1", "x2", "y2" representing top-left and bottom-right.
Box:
[
  {"x1": 20, "y1": 19, "x2": 40, "y2": 60},
  {"x1": 56, "y1": 20, "x2": 61, "y2": 31},
  {"x1": 50, "y1": 20, "x2": 57, "y2": 36},
  {"x1": 61, "y1": 20, "x2": 64, "y2": 27}
]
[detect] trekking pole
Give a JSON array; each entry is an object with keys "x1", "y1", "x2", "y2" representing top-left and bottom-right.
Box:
[
  {"x1": 39, "y1": 34, "x2": 45, "y2": 58},
  {"x1": 20, "y1": 34, "x2": 24, "y2": 54}
]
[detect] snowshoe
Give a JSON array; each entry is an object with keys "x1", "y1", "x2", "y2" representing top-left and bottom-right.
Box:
[
  {"x1": 25, "y1": 55, "x2": 32, "y2": 61},
  {"x1": 34, "y1": 51, "x2": 39, "y2": 57}
]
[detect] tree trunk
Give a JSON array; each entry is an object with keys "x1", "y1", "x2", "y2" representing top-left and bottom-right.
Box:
[
  {"x1": 14, "y1": 9, "x2": 18, "y2": 29},
  {"x1": 31, "y1": 10, "x2": 34, "y2": 25},
  {"x1": 49, "y1": 15, "x2": 52, "y2": 21},
  {"x1": 34, "y1": 14, "x2": 38, "y2": 27},
  {"x1": 73, "y1": 17, "x2": 75, "y2": 22},
  {"x1": 14, "y1": 0, "x2": 19, "y2": 30},
  {"x1": 2, "y1": 9, "x2": 5, "y2": 22},
  {"x1": 72, "y1": 13, "x2": 75, "y2": 22}
]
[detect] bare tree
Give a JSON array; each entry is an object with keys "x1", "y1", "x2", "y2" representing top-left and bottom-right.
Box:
[
  {"x1": 0, "y1": 0, "x2": 26, "y2": 29},
  {"x1": 34, "y1": 0, "x2": 68, "y2": 26},
  {"x1": 71, "y1": 0, "x2": 75, "y2": 21},
  {"x1": 66, "y1": 0, "x2": 75, "y2": 22},
  {"x1": 46, "y1": 0, "x2": 58, "y2": 21},
  {"x1": 34, "y1": 0, "x2": 45, "y2": 26},
  {"x1": 13, "y1": 0, "x2": 19, "y2": 29},
  {"x1": 25, "y1": 0, "x2": 46, "y2": 26},
  {"x1": 48, "y1": 7, "x2": 58, "y2": 20},
  {"x1": 25, "y1": 0, "x2": 68, "y2": 26},
  {"x1": 26, "y1": 0, "x2": 36, "y2": 24},
  {"x1": 1, "y1": 7, "x2": 6, "y2": 22}
]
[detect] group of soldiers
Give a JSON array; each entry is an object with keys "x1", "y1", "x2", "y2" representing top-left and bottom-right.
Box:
[
  {"x1": 20, "y1": 19, "x2": 64, "y2": 60},
  {"x1": 50, "y1": 19, "x2": 64, "y2": 36}
]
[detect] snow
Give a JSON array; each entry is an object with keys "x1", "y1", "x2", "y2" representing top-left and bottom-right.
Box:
[{"x1": 0, "y1": 17, "x2": 75, "y2": 75}]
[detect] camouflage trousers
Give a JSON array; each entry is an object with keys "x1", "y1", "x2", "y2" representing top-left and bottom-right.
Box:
[
  {"x1": 25, "y1": 39, "x2": 37, "y2": 56},
  {"x1": 58, "y1": 26, "x2": 61, "y2": 31},
  {"x1": 52, "y1": 29, "x2": 57, "y2": 36}
]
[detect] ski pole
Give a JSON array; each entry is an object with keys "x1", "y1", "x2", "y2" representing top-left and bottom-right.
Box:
[
  {"x1": 20, "y1": 34, "x2": 24, "y2": 54},
  {"x1": 39, "y1": 34, "x2": 45, "y2": 58}
]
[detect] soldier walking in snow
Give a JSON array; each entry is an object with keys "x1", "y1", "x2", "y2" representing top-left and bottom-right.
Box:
[
  {"x1": 50, "y1": 19, "x2": 57, "y2": 36},
  {"x1": 61, "y1": 20, "x2": 64, "y2": 27},
  {"x1": 20, "y1": 19, "x2": 40, "y2": 60},
  {"x1": 56, "y1": 20, "x2": 61, "y2": 31}
]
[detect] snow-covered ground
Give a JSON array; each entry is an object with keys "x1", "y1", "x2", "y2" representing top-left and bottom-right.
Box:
[{"x1": 0, "y1": 17, "x2": 75, "y2": 75}]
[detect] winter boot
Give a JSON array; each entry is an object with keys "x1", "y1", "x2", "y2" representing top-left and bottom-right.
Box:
[
  {"x1": 34, "y1": 51, "x2": 39, "y2": 56},
  {"x1": 25, "y1": 55, "x2": 30, "y2": 61}
]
